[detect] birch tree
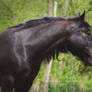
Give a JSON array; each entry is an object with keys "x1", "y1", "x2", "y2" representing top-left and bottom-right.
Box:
[{"x1": 64, "y1": 0, "x2": 69, "y2": 16}]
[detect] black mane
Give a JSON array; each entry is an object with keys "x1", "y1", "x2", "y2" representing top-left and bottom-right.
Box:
[
  {"x1": 22, "y1": 17, "x2": 64, "y2": 29},
  {"x1": 8, "y1": 17, "x2": 64, "y2": 30},
  {"x1": 8, "y1": 16, "x2": 91, "y2": 31}
]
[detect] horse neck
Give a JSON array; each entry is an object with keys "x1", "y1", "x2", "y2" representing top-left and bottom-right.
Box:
[{"x1": 28, "y1": 21, "x2": 72, "y2": 60}]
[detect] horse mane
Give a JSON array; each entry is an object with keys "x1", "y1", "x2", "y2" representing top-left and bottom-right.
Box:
[
  {"x1": 8, "y1": 16, "x2": 91, "y2": 31},
  {"x1": 23, "y1": 17, "x2": 64, "y2": 28},
  {"x1": 8, "y1": 17, "x2": 64, "y2": 30}
]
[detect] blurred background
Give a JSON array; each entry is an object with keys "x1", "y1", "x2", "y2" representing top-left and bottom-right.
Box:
[{"x1": 0, "y1": 0, "x2": 92, "y2": 92}]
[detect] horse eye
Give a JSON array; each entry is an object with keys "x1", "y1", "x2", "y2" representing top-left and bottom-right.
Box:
[{"x1": 81, "y1": 32, "x2": 88, "y2": 37}]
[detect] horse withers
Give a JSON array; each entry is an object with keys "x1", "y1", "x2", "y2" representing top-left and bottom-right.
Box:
[{"x1": 0, "y1": 11, "x2": 92, "y2": 92}]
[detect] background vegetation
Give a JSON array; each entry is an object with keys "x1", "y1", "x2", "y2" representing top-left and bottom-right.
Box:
[{"x1": 0, "y1": 0, "x2": 92, "y2": 92}]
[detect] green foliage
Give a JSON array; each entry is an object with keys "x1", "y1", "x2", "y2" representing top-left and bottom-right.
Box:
[
  {"x1": 49, "y1": 53, "x2": 92, "y2": 92},
  {"x1": 0, "y1": 0, "x2": 48, "y2": 31}
]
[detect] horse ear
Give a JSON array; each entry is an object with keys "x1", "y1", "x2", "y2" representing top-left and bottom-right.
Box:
[
  {"x1": 79, "y1": 11, "x2": 85, "y2": 21},
  {"x1": 74, "y1": 11, "x2": 85, "y2": 22}
]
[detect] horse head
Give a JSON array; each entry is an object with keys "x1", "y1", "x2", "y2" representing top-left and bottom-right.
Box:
[{"x1": 59, "y1": 11, "x2": 92, "y2": 66}]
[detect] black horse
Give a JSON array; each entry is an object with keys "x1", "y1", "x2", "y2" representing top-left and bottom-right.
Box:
[{"x1": 0, "y1": 11, "x2": 92, "y2": 92}]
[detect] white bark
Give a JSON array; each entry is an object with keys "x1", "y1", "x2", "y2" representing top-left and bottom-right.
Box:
[{"x1": 64, "y1": 0, "x2": 69, "y2": 16}]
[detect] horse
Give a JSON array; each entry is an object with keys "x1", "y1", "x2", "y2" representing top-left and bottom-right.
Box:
[{"x1": 0, "y1": 11, "x2": 92, "y2": 92}]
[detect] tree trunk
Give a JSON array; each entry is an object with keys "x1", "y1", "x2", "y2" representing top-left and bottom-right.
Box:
[
  {"x1": 48, "y1": 0, "x2": 53, "y2": 16},
  {"x1": 41, "y1": 60, "x2": 53, "y2": 92},
  {"x1": 58, "y1": 3, "x2": 62, "y2": 16},
  {"x1": 30, "y1": 83, "x2": 40, "y2": 92},
  {"x1": 54, "y1": 1, "x2": 57, "y2": 17},
  {"x1": 64, "y1": 0, "x2": 69, "y2": 16}
]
